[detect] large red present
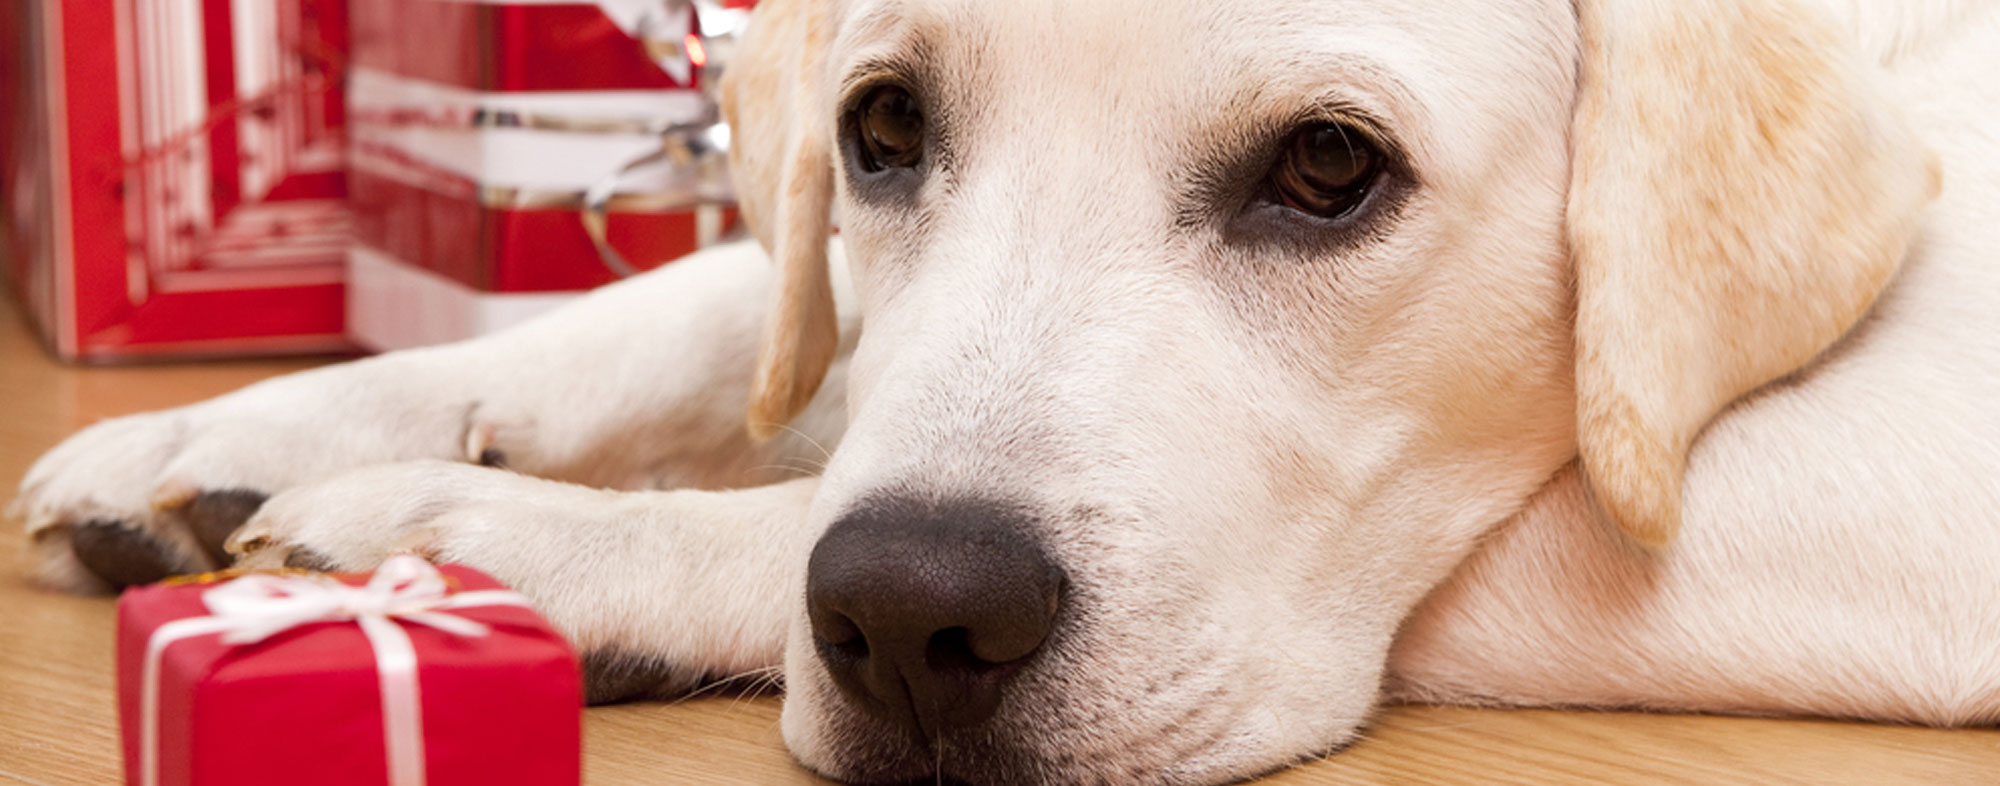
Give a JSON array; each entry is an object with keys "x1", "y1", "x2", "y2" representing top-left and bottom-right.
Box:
[
  {"x1": 115, "y1": 556, "x2": 581, "y2": 786},
  {"x1": 1, "y1": 0, "x2": 355, "y2": 360},
  {"x1": 342, "y1": 0, "x2": 752, "y2": 351}
]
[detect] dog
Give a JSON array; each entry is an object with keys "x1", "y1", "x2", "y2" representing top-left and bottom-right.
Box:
[{"x1": 14, "y1": 0, "x2": 2000, "y2": 782}]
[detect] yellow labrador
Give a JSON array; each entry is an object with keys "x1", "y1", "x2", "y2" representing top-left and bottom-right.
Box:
[{"x1": 15, "y1": 0, "x2": 1999, "y2": 782}]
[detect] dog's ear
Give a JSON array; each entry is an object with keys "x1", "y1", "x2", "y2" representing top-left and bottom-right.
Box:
[
  {"x1": 1569, "y1": 0, "x2": 1937, "y2": 547},
  {"x1": 721, "y1": 0, "x2": 840, "y2": 440}
]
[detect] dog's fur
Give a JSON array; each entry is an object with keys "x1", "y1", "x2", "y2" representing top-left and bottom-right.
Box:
[{"x1": 14, "y1": 0, "x2": 2000, "y2": 782}]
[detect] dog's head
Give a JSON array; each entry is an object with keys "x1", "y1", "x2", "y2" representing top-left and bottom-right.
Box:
[{"x1": 720, "y1": 0, "x2": 1935, "y2": 782}]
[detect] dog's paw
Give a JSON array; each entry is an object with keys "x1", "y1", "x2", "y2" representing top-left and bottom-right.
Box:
[
  {"x1": 227, "y1": 460, "x2": 608, "y2": 575},
  {"x1": 13, "y1": 362, "x2": 480, "y2": 594},
  {"x1": 13, "y1": 407, "x2": 262, "y2": 593}
]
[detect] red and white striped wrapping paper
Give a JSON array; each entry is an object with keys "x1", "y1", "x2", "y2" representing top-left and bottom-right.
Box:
[{"x1": 2, "y1": 0, "x2": 354, "y2": 360}]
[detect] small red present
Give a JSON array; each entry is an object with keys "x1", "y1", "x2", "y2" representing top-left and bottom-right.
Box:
[{"x1": 115, "y1": 556, "x2": 581, "y2": 786}]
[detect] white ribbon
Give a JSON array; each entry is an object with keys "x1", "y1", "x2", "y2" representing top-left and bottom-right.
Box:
[{"x1": 140, "y1": 556, "x2": 532, "y2": 786}]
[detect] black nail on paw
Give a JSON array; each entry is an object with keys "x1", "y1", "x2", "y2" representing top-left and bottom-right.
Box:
[
  {"x1": 184, "y1": 489, "x2": 269, "y2": 566},
  {"x1": 71, "y1": 520, "x2": 189, "y2": 588},
  {"x1": 282, "y1": 548, "x2": 342, "y2": 572},
  {"x1": 477, "y1": 448, "x2": 507, "y2": 468}
]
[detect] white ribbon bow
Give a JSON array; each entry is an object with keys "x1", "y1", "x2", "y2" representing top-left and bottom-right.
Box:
[{"x1": 140, "y1": 555, "x2": 532, "y2": 786}]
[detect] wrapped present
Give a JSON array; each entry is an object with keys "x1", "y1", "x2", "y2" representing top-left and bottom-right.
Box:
[
  {"x1": 1, "y1": 0, "x2": 355, "y2": 360},
  {"x1": 116, "y1": 556, "x2": 581, "y2": 786},
  {"x1": 343, "y1": 0, "x2": 753, "y2": 351}
]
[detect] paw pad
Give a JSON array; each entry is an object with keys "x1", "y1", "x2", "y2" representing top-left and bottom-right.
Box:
[
  {"x1": 69, "y1": 520, "x2": 188, "y2": 588},
  {"x1": 182, "y1": 490, "x2": 270, "y2": 565}
]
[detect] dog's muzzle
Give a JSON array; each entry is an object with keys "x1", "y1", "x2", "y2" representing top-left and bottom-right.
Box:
[{"x1": 805, "y1": 496, "x2": 1066, "y2": 743}]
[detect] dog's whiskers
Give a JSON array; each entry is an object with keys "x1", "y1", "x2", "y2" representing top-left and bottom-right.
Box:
[
  {"x1": 750, "y1": 461, "x2": 826, "y2": 480},
  {"x1": 767, "y1": 422, "x2": 836, "y2": 464},
  {"x1": 934, "y1": 728, "x2": 947, "y2": 786},
  {"x1": 664, "y1": 664, "x2": 787, "y2": 706},
  {"x1": 726, "y1": 666, "x2": 789, "y2": 710}
]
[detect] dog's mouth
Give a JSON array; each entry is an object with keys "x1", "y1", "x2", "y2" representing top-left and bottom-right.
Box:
[
  {"x1": 786, "y1": 557, "x2": 1298, "y2": 785},
  {"x1": 779, "y1": 480, "x2": 1387, "y2": 785},
  {"x1": 793, "y1": 666, "x2": 1252, "y2": 786}
]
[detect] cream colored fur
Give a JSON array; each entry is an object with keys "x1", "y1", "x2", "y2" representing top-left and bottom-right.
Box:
[
  {"x1": 1569, "y1": 0, "x2": 1936, "y2": 547},
  {"x1": 13, "y1": 0, "x2": 2000, "y2": 783}
]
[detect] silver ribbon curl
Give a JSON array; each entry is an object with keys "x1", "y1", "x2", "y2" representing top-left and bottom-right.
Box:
[
  {"x1": 581, "y1": 0, "x2": 749, "y2": 277},
  {"x1": 579, "y1": 118, "x2": 735, "y2": 277}
]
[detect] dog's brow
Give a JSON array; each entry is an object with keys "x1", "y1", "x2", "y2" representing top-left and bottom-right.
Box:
[
  {"x1": 839, "y1": 55, "x2": 922, "y2": 95},
  {"x1": 840, "y1": 0, "x2": 909, "y2": 45},
  {"x1": 833, "y1": 13, "x2": 941, "y2": 100},
  {"x1": 1175, "y1": 51, "x2": 1421, "y2": 176},
  {"x1": 834, "y1": 1, "x2": 934, "y2": 95}
]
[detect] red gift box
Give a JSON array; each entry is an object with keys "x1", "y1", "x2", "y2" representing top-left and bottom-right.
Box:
[
  {"x1": 115, "y1": 558, "x2": 581, "y2": 786},
  {"x1": 1, "y1": 0, "x2": 356, "y2": 360},
  {"x1": 342, "y1": 0, "x2": 746, "y2": 351}
]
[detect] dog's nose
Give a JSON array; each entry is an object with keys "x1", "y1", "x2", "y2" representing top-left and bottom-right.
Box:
[{"x1": 806, "y1": 498, "x2": 1064, "y2": 738}]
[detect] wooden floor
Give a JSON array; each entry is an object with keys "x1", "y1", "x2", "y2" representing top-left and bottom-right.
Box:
[{"x1": 1, "y1": 294, "x2": 1996, "y2": 785}]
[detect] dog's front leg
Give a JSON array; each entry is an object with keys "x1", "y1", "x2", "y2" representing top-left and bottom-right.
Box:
[
  {"x1": 232, "y1": 460, "x2": 820, "y2": 703},
  {"x1": 14, "y1": 240, "x2": 854, "y2": 594}
]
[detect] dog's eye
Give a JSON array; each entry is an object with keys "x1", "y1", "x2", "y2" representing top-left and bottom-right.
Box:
[
  {"x1": 1270, "y1": 123, "x2": 1383, "y2": 219},
  {"x1": 856, "y1": 85, "x2": 925, "y2": 172}
]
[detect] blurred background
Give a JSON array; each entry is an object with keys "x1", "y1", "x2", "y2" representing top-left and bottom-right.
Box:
[{"x1": 1, "y1": 0, "x2": 756, "y2": 361}]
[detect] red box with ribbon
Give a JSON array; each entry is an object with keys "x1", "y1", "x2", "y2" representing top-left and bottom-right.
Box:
[{"x1": 114, "y1": 557, "x2": 581, "y2": 786}]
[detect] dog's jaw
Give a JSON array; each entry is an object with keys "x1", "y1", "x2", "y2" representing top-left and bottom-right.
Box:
[{"x1": 778, "y1": 523, "x2": 1391, "y2": 785}]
